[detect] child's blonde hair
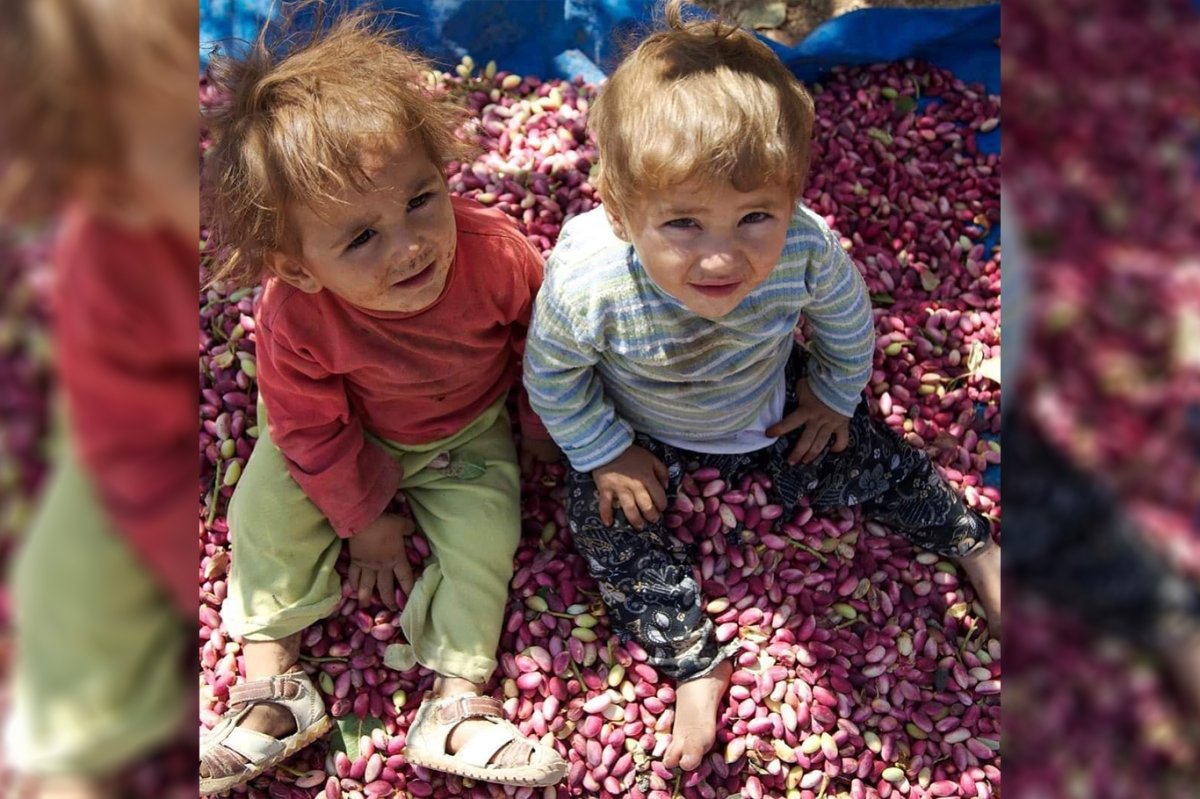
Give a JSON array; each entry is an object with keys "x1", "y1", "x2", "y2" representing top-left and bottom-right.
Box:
[
  {"x1": 0, "y1": 0, "x2": 197, "y2": 222},
  {"x1": 203, "y1": 3, "x2": 475, "y2": 287},
  {"x1": 589, "y1": 0, "x2": 815, "y2": 218}
]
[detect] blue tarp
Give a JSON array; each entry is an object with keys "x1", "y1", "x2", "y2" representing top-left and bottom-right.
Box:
[
  {"x1": 199, "y1": 2, "x2": 1000, "y2": 167},
  {"x1": 201, "y1": 1, "x2": 999, "y2": 94}
]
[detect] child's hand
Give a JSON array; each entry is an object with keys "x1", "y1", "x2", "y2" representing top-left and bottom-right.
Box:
[
  {"x1": 766, "y1": 378, "x2": 851, "y2": 465},
  {"x1": 520, "y1": 437, "x2": 563, "y2": 473},
  {"x1": 348, "y1": 512, "x2": 416, "y2": 610},
  {"x1": 592, "y1": 445, "x2": 670, "y2": 530}
]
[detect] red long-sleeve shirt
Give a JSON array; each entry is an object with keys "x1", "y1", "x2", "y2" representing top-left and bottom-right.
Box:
[
  {"x1": 53, "y1": 205, "x2": 197, "y2": 616},
  {"x1": 255, "y1": 197, "x2": 548, "y2": 538}
]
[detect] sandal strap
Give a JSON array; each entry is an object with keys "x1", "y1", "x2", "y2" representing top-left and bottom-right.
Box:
[
  {"x1": 453, "y1": 722, "x2": 526, "y2": 769},
  {"x1": 432, "y1": 695, "x2": 504, "y2": 726},
  {"x1": 203, "y1": 738, "x2": 254, "y2": 777},
  {"x1": 216, "y1": 726, "x2": 285, "y2": 765},
  {"x1": 224, "y1": 671, "x2": 327, "y2": 738},
  {"x1": 493, "y1": 736, "x2": 536, "y2": 768},
  {"x1": 229, "y1": 672, "x2": 306, "y2": 706}
]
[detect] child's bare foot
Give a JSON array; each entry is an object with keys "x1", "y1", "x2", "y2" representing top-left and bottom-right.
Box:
[
  {"x1": 1159, "y1": 624, "x2": 1200, "y2": 715},
  {"x1": 957, "y1": 538, "x2": 1001, "y2": 635},
  {"x1": 662, "y1": 660, "x2": 732, "y2": 771}
]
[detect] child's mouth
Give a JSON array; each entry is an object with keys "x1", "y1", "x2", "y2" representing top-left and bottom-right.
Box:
[
  {"x1": 392, "y1": 260, "x2": 435, "y2": 289},
  {"x1": 691, "y1": 281, "x2": 740, "y2": 298}
]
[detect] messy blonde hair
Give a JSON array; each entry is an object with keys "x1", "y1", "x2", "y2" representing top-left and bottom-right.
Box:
[
  {"x1": 0, "y1": 0, "x2": 197, "y2": 222},
  {"x1": 203, "y1": 3, "x2": 475, "y2": 287},
  {"x1": 589, "y1": 0, "x2": 814, "y2": 217}
]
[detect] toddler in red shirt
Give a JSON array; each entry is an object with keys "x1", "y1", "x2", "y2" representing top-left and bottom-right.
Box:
[{"x1": 200, "y1": 9, "x2": 565, "y2": 793}]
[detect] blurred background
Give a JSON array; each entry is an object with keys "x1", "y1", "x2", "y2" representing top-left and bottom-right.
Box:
[{"x1": 1002, "y1": 0, "x2": 1200, "y2": 797}]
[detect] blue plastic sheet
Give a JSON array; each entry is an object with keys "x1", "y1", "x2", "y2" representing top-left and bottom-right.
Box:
[
  {"x1": 199, "y1": 1, "x2": 1000, "y2": 188},
  {"x1": 201, "y1": 1, "x2": 998, "y2": 94}
]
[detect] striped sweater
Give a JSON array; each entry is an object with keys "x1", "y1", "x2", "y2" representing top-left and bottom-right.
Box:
[{"x1": 523, "y1": 202, "x2": 875, "y2": 472}]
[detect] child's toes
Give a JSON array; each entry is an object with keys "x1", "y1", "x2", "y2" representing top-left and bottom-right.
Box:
[
  {"x1": 661, "y1": 739, "x2": 684, "y2": 769},
  {"x1": 662, "y1": 729, "x2": 713, "y2": 771},
  {"x1": 678, "y1": 742, "x2": 707, "y2": 771}
]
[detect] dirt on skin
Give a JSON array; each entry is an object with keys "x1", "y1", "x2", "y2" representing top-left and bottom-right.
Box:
[{"x1": 696, "y1": 0, "x2": 996, "y2": 47}]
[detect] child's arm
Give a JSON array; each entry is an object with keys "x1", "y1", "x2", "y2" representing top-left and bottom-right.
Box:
[
  {"x1": 502, "y1": 232, "x2": 555, "y2": 445},
  {"x1": 767, "y1": 226, "x2": 875, "y2": 464},
  {"x1": 522, "y1": 271, "x2": 635, "y2": 474},
  {"x1": 255, "y1": 317, "x2": 403, "y2": 539},
  {"x1": 525, "y1": 296, "x2": 671, "y2": 527},
  {"x1": 798, "y1": 226, "x2": 876, "y2": 416}
]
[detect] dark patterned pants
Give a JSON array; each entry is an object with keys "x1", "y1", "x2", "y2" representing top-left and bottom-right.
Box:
[
  {"x1": 563, "y1": 348, "x2": 992, "y2": 682},
  {"x1": 1004, "y1": 409, "x2": 1200, "y2": 646}
]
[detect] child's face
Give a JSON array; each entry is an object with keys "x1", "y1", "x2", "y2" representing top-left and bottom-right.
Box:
[
  {"x1": 274, "y1": 139, "x2": 457, "y2": 313},
  {"x1": 611, "y1": 179, "x2": 796, "y2": 319}
]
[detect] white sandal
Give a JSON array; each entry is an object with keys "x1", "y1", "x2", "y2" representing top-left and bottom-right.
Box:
[
  {"x1": 199, "y1": 671, "x2": 332, "y2": 796},
  {"x1": 403, "y1": 694, "x2": 567, "y2": 787}
]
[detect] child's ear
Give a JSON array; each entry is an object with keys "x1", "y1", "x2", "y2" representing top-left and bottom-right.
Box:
[
  {"x1": 265, "y1": 251, "x2": 323, "y2": 294},
  {"x1": 605, "y1": 207, "x2": 630, "y2": 242}
]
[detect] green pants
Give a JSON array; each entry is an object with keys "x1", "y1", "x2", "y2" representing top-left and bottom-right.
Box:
[
  {"x1": 4, "y1": 441, "x2": 187, "y2": 776},
  {"x1": 223, "y1": 398, "x2": 520, "y2": 684}
]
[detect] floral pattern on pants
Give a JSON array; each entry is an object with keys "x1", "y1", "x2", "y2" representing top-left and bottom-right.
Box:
[{"x1": 562, "y1": 347, "x2": 992, "y2": 682}]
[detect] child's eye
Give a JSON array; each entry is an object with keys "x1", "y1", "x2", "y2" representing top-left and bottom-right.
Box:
[
  {"x1": 664, "y1": 218, "x2": 698, "y2": 229},
  {"x1": 741, "y1": 212, "x2": 772, "y2": 224},
  {"x1": 346, "y1": 229, "x2": 376, "y2": 251},
  {"x1": 408, "y1": 192, "x2": 434, "y2": 211}
]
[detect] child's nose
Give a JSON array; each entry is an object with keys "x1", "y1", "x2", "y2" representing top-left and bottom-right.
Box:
[
  {"x1": 696, "y1": 246, "x2": 742, "y2": 275},
  {"x1": 391, "y1": 239, "x2": 423, "y2": 264}
]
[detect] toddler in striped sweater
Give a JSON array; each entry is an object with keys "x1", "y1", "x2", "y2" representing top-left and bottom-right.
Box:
[{"x1": 524, "y1": 0, "x2": 1001, "y2": 772}]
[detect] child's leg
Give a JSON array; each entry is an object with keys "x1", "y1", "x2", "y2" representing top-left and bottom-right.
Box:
[
  {"x1": 393, "y1": 403, "x2": 565, "y2": 785},
  {"x1": 201, "y1": 404, "x2": 345, "y2": 792},
  {"x1": 562, "y1": 453, "x2": 733, "y2": 772},
  {"x1": 775, "y1": 393, "x2": 1000, "y2": 629},
  {"x1": 3, "y1": 445, "x2": 188, "y2": 796},
  {"x1": 219, "y1": 405, "x2": 345, "y2": 645},
  {"x1": 234, "y1": 633, "x2": 303, "y2": 739},
  {"x1": 1006, "y1": 410, "x2": 1200, "y2": 710},
  {"x1": 852, "y1": 417, "x2": 1001, "y2": 628},
  {"x1": 388, "y1": 403, "x2": 522, "y2": 686}
]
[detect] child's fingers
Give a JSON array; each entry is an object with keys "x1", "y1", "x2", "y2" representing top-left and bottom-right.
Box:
[
  {"x1": 394, "y1": 561, "x2": 414, "y2": 595},
  {"x1": 645, "y1": 475, "x2": 668, "y2": 512},
  {"x1": 349, "y1": 563, "x2": 363, "y2": 599},
  {"x1": 377, "y1": 568, "x2": 398, "y2": 611},
  {"x1": 806, "y1": 426, "x2": 834, "y2": 463},
  {"x1": 766, "y1": 408, "x2": 807, "y2": 438},
  {"x1": 634, "y1": 485, "x2": 661, "y2": 525},
  {"x1": 790, "y1": 420, "x2": 828, "y2": 464},
  {"x1": 619, "y1": 489, "x2": 645, "y2": 530},
  {"x1": 651, "y1": 457, "x2": 669, "y2": 486},
  {"x1": 354, "y1": 567, "x2": 375, "y2": 606},
  {"x1": 831, "y1": 424, "x2": 850, "y2": 453},
  {"x1": 599, "y1": 487, "x2": 615, "y2": 526}
]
